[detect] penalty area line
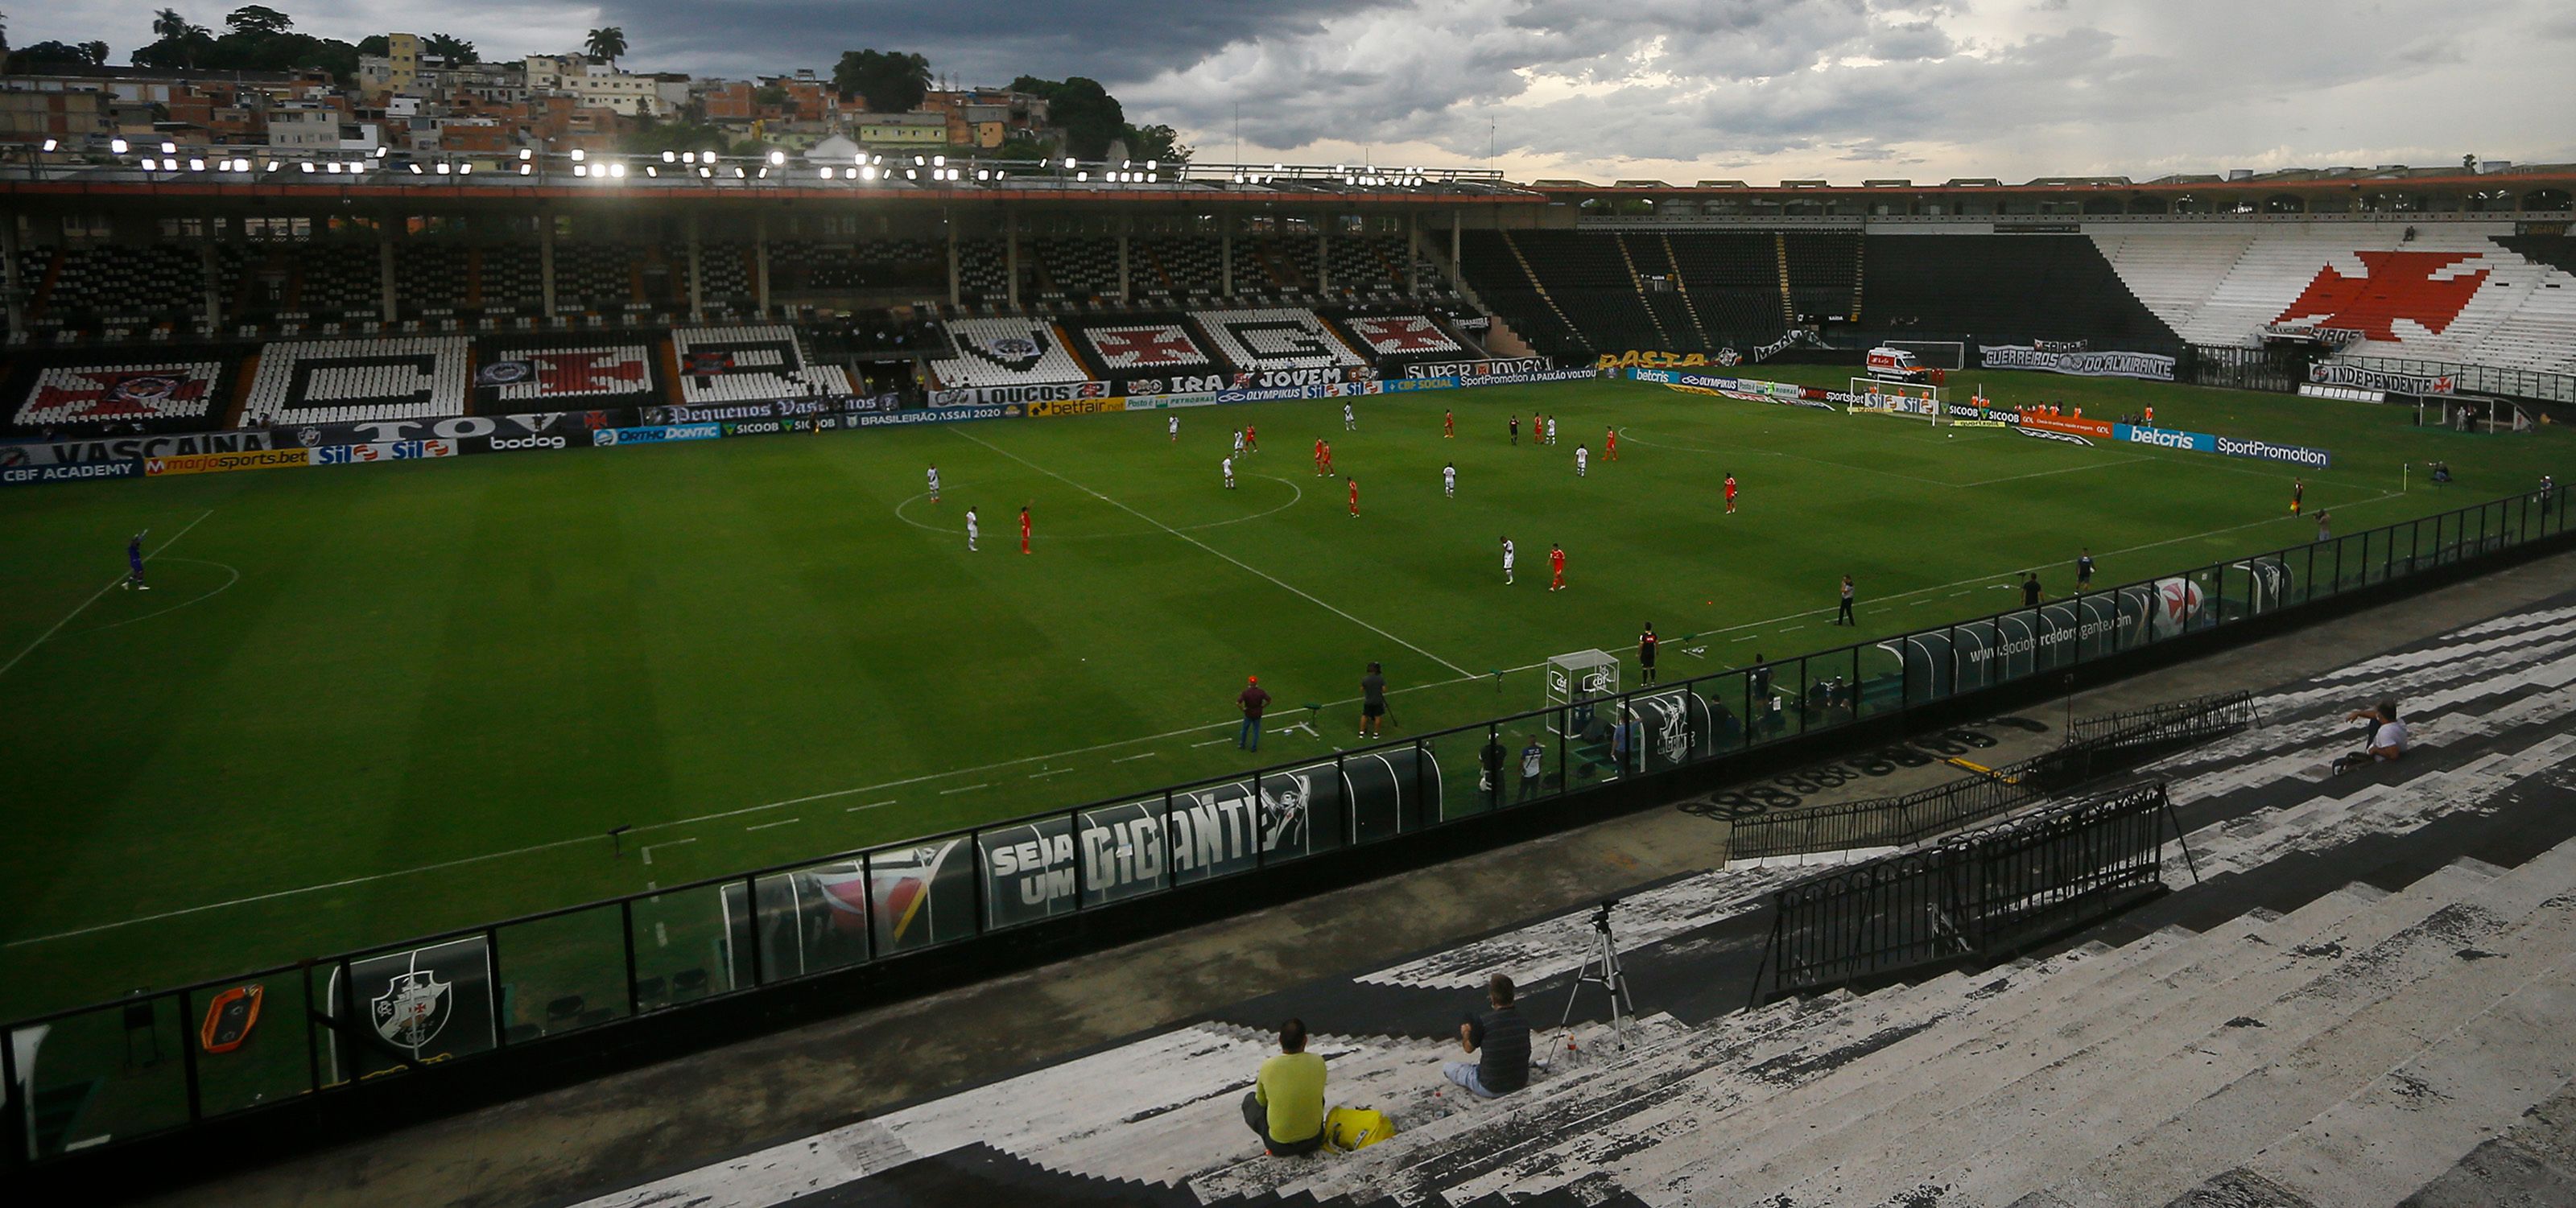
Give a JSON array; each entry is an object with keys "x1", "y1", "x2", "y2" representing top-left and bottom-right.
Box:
[{"x1": 0, "y1": 508, "x2": 213, "y2": 681}]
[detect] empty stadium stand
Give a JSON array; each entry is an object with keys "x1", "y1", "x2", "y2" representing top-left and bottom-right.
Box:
[
  {"x1": 696, "y1": 243, "x2": 756, "y2": 315},
  {"x1": 1455, "y1": 229, "x2": 1591, "y2": 359},
  {"x1": 955, "y1": 239, "x2": 1012, "y2": 307},
  {"x1": 1031, "y1": 237, "x2": 1121, "y2": 304},
  {"x1": 7, "y1": 357, "x2": 230, "y2": 436},
  {"x1": 1323, "y1": 234, "x2": 1411, "y2": 296},
  {"x1": 769, "y1": 239, "x2": 943, "y2": 297},
  {"x1": 472, "y1": 341, "x2": 660, "y2": 406},
  {"x1": 1331, "y1": 311, "x2": 1463, "y2": 360},
  {"x1": 1857, "y1": 233, "x2": 2180, "y2": 348},
  {"x1": 671, "y1": 325, "x2": 852, "y2": 402},
  {"x1": 1191, "y1": 307, "x2": 1367, "y2": 370},
  {"x1": 31, "y1": 245, "x2": 202, "y2": 328},
  {"x1": 1063, "y1": 315, "x2": 1224, "y2": 382},
  {"x1": 242, "y1": 336, "x2": 469, "y2": 424},
  {"x1": 1138, "y1": 236, "x2": 1225, "y2": 303},
  {"x1": 1781, "y1": 230, "x2": 1860, "y2": 322},
  {"x1": 1665, "y1": 231, "x2": 1789, "y2": 344},
  {"x1": 933, "y1": 316, "x2": 1091, "y2": 388}
]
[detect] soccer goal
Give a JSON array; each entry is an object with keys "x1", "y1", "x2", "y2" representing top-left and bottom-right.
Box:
[
  {"x1": 1846, "y1": 378, "x2": 1947, "y2": 424},
  {"x1": 1544, "y1": 649, "x2": 1621, "y2": 736},
  {"x1": 1884, "y1": 340, "x2": 1967, "y2": 370}
]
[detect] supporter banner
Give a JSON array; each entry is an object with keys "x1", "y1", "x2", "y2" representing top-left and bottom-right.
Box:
[
  {"x1": 1230, "y1": 366, "x2": 1377, "y2": 390},
  {"x1": 2014, "y1": 425, "x2": 2095, "y2": 448},
  {"x1": 2, "y1": 459, "x2": 144, "y2": 487},
  {"x1": 146, "y1": 447, "x2": 310, "y2": 476},
  {"x1": 2309, "y1": 361, "x2": 2454, "y2": 395},
  {"x1": 641, "y1": 398, "x2": 864, "y2": 425},
  {"x1": 310, "y1": 439, "x2": 461, "y2": 465},
  {"x1": 1026, "y1": 398, "x2": 1127, "y2": 418},
  {"x1": 2032, "y1": 340, "x2": 2089, "y2": 353},
  {"x1": 1598, "y1": 350, "x2": 1728, "y2": 370},
  {"x1": 1979, "y1": 345, "x2": 2176, "y2": 381},
  {"x1": 592, "y1": 423, "x2": 723, "y2": 447},
  {"x1": 2215, "y1": 434, "x2": 2333, "y2": 469},
  {"x1": 929, "y1": 381, "x2": 1108, "y2": 407},
  {"x1": 2017, "y1": 410, "x2": 2116, "y2": 439},
  {"x1": 2113, "y1": 424, "x2": 2217, "y2": 453},
  {"x1": 269, "y1": 410, "x2": 627, "y2": 448},
  {"x1": 1403, "y1": 357, "x2": 1552, "y2": 380},
  {"x1": 1115, "y1": 373, "x2": 1229, "y2": 397},
  {"x1": 18, "y1": 362, "x2": 224, "y2": 427},
  {"x1": 852, "y1": 405, "x2": 1022, "y2": 427},
  {"x1": 1, "y1": 429, "x2": 273, "y2": 467}
]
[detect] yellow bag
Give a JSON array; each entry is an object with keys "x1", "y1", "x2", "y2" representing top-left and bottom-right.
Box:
[{"x1": 1325, "y1": 1106, "x2": 1397, "y2": 1152}]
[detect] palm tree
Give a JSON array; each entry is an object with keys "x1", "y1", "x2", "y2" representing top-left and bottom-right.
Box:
[
  {"x1": 151, "y1": 7, "x2": 190, "y2": 39},
  {"x1": 584, "y1": 26, "x2": 626, "y2": 68}
]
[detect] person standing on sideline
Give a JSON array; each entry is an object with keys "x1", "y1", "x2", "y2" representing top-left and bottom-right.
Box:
[
  {"x1": 1480, "y1": 732, "x2": 1507, "y2": 807},
  {"x1": 1237, "y1": 676, "x2": 1272, "y2": 751},
  {"x1": 1548, "y1": 542, "x2": 1567, "y2": 592},
  {"x1": 964, "y1": 506, "x2": 980, "y2": 552},
  {"x1": 1443, "y1": 462, "x2": 1457, "y2": 497},
  {"x1": 2144, "y1": 404, "x2": 2155, "y2": 426},
  {"x1": 2315, "y1": 510, "x2": 2332, "y2": 542},
  {"x1": 2077, "y1": 548, "x2": 2095, "y2": 591},
  {"x1": 1836, "y1": 575, "x2": 1856, "y2": 625},
  {"x1": 2542, "y1": 474, "x2": 2557, "y2": 514},
  {"x1": 1724, "y1": 472, "x2": 1739, "y2": 514},
  {"x1": 123, "y1": 530, "x2": 149, "y2": 591},
  {"x1": 2291, "y1": 478, "x2": 2305, "y2": 516},
  {"x1": 1606, "y1": 426, "x2": 1618, "y2": 461},
  {"x1": 1344, "y1": 402, "x2": 1356, "y2": 431},
  {"x1": 1638, "y1": 622, "x2": 1660, "y2": 686},
  {"x1": 1444, "y1": 409, "x2": 1455, "y2": 438},
  {"x1": 1169, "y1": 414, "x2": 1179, "y2": 442},
  {"x1": 1518, "y1": 735, "x2": 1545, "y2": 801},
  {"x1": 1241, "y1": 1019, "x2": 1327, "y2": 1156},
  {"x1": 1444, "y1": 974, "x2": 1531, "y2": 1100},
  {"x1": 2021, "y1": 573, "x2": 2043, "y2": 608},
  {"x1": 1359, "y1": 662, "x2": 1389, "y2": 740},
  {"x1": 1501, "y1": 536, "x2": 1517, "y2": 585},
  {"x1": 1348, "y1": 476, "x2": 1360, "y2": 518},
  {"x1": 1575, "y1": 443, "x2": 1589, "y2": 477},
  {"x1": 1019, "y1": 505, "x2": 1032, "y2": 554},
  {"x1": 1223, "y1": 454, "x2": 1236, "y2": 489},
  {"x1": 1509, "y1": 414, "x2": 1520, "y2": 445},
  {"x1": 927, "y1": 463, "x2": 940, "y2": 504}
]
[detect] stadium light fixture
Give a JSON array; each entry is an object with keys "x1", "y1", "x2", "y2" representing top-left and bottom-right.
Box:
[
  {"x1": 977, "y1": 168, "x2": 990, "y2": 181},
  {"x1": 408, "y1": 162, "x2": 425, "y2": 175},
  {"x1": 435, "y1": 161, "x2": 450, "y2": 175},
  {"x1": 161, "y1": 141, "x2": 177, "y2": 155},
  {"x1": 1063, "y1": 157, "x2": 1076, "y2": 168},
  {"x1": 1075, "y1": 170, "x2": 1088, "y2": 182},
  {"x1": 570, "y1": 147, "x2": 586, "y2": 162},
  {"x1": 861, "y1": 165, "x2": 877, "y2": 181},
  {"x1": 609, "y1": 163, "x2": 626, "y2": 179},
  {"x1": 41, "y1": 138, "x2": 59, "y2": 152},
  {"x1": 768, "y1": 150, "x2": 786, "y2": 167},
  {"x1": 188, "y1": 158, "x2": 205, "y2": 171},
  {"x1": 459, "y1": 163, "x2": 473, "y2": 175},
  {"x1": 933, "y1": 155, "x2": 945, "y2": 167},
  {"x1": 1121, "y1": 159, "x2": 1132, "y2": 169},
  {"x1": 373, "y1": 146, "x2": 389, "y2": 159},
  {"x1": 662, "y1": 150, "x2": 676, "y2": 163},
  {"x1": 1147, "y1": 159, "x2": 1158, "y2": 171},
  {"x1": 755, "y1": 167, "x2": 769, "y2": 179},
  {"x1": 645, "y1": 164, "x2": 659, "y2": 177},
  {"x1": 1146, "y1": 171, "x2": 1158, "y2": 183},
  {"x1": 518, "y1": 147, "x2": 534, "y2": 161},
  {"x1": 905, "y1": 168, "x2": 917, "y2": 179},
  {"x1": 325, "y1": 162, "x2": 341, "y2": 174},
  {"x1": 818, "y1": 166, "x2": 832, "y2": 179},
  {"x1": 264, "y1": 159, "x2": 281, "y2": 172},
  {"x1": 518, "y1": 163, "x2": 534, "y2": 175},
  {"x1": 111, "y1": 138, "x2": 130, "y2": 154},
  {"x1": 573, "y1": 163, "x2": 588, "y2": 177},
  {"x1": 733, "y1": 166, "x2": 746, "y2": 179},
  {"x1": 696, "y1": 166, "x2": 712, "y2": 179},
  {"x1": 912, "y1": 155, "x2": 925, "y2": 167}
]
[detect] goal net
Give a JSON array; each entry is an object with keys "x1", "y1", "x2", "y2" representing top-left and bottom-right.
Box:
[
  {"x1": 1846, "y1": 378, "x2": 1946, "y2": 424},
  {"x1": 1883, "y1": 340, "x2": 1966, "y2": 370},
  {"x1": 1543, "y1": 649, "x2": 1621, "y2": 736},
  {"x1": 2423, "y1": 396, "x2": 2533, "y2": 435}
]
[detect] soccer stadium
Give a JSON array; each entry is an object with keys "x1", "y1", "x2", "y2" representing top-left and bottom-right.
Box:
[{"x1": 5, "y1": 6, "x2": 2576, "y2": 1205}]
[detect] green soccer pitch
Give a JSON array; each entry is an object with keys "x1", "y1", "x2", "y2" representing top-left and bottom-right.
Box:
[{"x1": 0, "y1": 368, "x2": 2562, "y2": 1016}]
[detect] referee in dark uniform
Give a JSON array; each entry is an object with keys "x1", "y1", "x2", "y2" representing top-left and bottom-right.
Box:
[{"x1": 1637, "y1": 623, "x2": 1659, "y2": 686}]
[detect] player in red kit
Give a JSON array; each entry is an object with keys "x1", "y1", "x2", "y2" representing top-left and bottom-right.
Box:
[
  {"x1": 1019, "y1": 505, "x2": 1032, "y2": 553},
  {"x1": 1444, "y1": 409, "x2": 1455, "y2": 438},
  {"x1": 1323, "y1": 441, "x2": 1335, "y2": 476},
  {"x1": 1245, "y1": 423, "x2": 1257, "y2": 453},
  {"x1": 1724, "y1": 473, "x2": 1739, "y2": 514},
  {"x1": 1548, "y1": 543, "x2": 1566, "y2": 592},
  {"x1": 1348, "y1": 476, "x2": 1360, "y2": 517},
  {"x1": 1315, "y1": 437, "x2": 1327, "y2": 476},
  {"x1": 1605, "y1": 427, "x2": 1617, "y2": 461}
]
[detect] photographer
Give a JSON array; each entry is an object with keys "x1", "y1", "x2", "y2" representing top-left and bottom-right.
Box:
[
  {"x1": 2332, "y1": 700, "x2": 2408, "y2": 773},
  {"x1": 1444, "y1": 973, "x2": 1530, "y2": 1099}
]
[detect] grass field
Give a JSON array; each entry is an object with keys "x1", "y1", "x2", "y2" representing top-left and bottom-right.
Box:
[{"x1": 1, "y1": 367, "x2": 2565, "y2": 1019}]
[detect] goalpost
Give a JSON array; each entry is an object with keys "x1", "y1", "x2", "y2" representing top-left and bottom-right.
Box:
[{"x1": 1846, "y1": 378, "x2": 1947, "y2": 425}]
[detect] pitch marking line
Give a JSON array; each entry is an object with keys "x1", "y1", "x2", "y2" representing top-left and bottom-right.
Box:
[
  {"x1": 0, "y1": 508, "x2": 213, "y2": 681},
  {"x1": 1027, "y1": 767, "x2": 1079, "y2": 780},
  {"x1": 745, "y1": 818, "x2": 800, "y2": 832},
  {"x1": 638, "y1": 838, "x2": 697, "y2": 866},
  {"x1": 1110, "y1": 751, "x2": 1160, "y2": 763},
  {"x1": 845, "y1": 799, "x2": 897, "y2": 812},
  {"x1": 894, "y1": 476, "x2": 1305, "y2": 539},
  {"x1": 949, "y1": 427, "x2": 1474, "y2": 678},
  {"x1": 937, "y1": 783, "x2": 989, "y2": 795},
  {"x1": 68, "y1": 559, "x2": 242, "y2": 634}
]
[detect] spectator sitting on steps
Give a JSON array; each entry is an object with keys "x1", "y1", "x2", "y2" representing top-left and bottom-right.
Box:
[
  {"x1": 2332, "y1": 700, "x2": 2408, "y2": 774},
  {"x1": 1242, "y1": 1018, "x2": 1327, "y2": 1156},
  {"x1": 1445, "y1": 974, "x2": 1532, "y2": 1099}
]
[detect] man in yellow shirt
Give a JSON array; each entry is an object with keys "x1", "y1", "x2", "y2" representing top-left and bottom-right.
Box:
[{"x1": 1241, "y1": 1018, "x2": 1327, "y2": 1156}]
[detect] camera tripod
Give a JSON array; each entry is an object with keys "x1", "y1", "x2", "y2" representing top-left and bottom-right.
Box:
[{"x1": 1558, "y1": 899, "x2": 1637, "y2": 1052}]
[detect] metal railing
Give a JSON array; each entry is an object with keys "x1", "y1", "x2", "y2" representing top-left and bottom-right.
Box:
[
  {"x1": 1729, "y1": 691, "x2": 2251, "y2": 861},
  {"x1": 3, "y1": 484, "x2": 2564, "y2": 1168}
]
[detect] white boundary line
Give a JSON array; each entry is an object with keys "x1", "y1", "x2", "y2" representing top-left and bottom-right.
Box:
[
  {"x1": 950, "y1": 427, "x2": 1473, "y2": 677},
  {"x1": 892, "y1": 474, "x2": 1306, "y2": 538},
  {"x1": 0, "y1": 509, "x2": 212, "y2": 680}
]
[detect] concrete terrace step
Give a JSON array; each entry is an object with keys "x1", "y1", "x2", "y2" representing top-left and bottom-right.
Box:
[
  {"x1": 1817, "y1": 851, "x2": 2576, "y2": 1207},
  {"x1": 1653, "y1": 884, "x2": 2391, "y2": 1204},
  {"x1": 1428, "y1": 931, "x2": 2204, "y2": 1203},
  {"x1": 2046, "y1": 847, "x2": 2576, "y2": 1206},
  {"x1": 1697, "y1": 863, "x2": 2497, "y2": 1206}
]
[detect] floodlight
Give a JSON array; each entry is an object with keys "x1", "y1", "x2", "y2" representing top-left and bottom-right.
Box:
[
  {"x1": 409, "y1": 162, "x2": 425, "y2": 175},
  {"x1": 1146, "y1": 171, "x2": 1158, "y2": 183},
  {"x1": 818, "y1": 166, "x2": 832, "y2": 179},
  {"x1": 912, "y1": 155, "x2": 924, "y2": 166},
  {"x1": 1075, "y1": 170, "x2": 1088, "y2": 181},
  {"x1": 459, "y1": 163, "x2": 473, "y2": 175},
  {"x1": 609, "y1": 163, "x2": 625, "y2": 178},
  {"x1": 933, "y1": 155, "x2": 944, "y2": 167},
  {"x1": 519, "y1": 163, "x2": 534, "y2": 175},
  {"x1": 696, "y1": 167, "x2": 711, "y2": 179},
  {"x1": 300, "y1": 160, "x2": 316, "y2": 173},
  {"x1": 662, "y1": 150, "x2": 676, "y2": 163},
  {"x1": 373, "y1": 146, "x2": 389, "y2": 159},
  {"x1": 572, "y1": 163, "x2": 587, "y2": 176},
  {"x1": 41, "y1": 138, "x2": 59, "y2": 151},
  {"x1": 188, "y1": 158, "x2": 205, "y2": 171},
  {"x1": 977, "y1": 168, "x2": 990, "y2": 181},
  {"x1": 111, "y1": 138, "x2": 130, "y2": 154},
  {"x1": 570, "y1": 147, "x2": 586, "y2": 162},
  {"x1": 162, "y1": 141, "x2": 177, "y2": 154},
  {"x1": 1147, "y1": 159, "x2": 1158, "y2": 170},
  {"x1": 265, "y1": 159, "x2": 281, "y2": 171},
  {"x1": 645, "y1": 165, "x2": 658, "y2": 177},
  {"x1": 326, "y1": 162, "x2": 342, "y2": 174},
  {"x1": 904, "y1": 168, "x2": 916, "y2": 179},
  {"x1": 733, "y1": 166, "x2": 745, "y2": 178},
  {"x1": 768, "y1": 150, "x2": 785, "y2": 166},
  {"x1": 1063, "y1": 157, "x2": 1076, "y2": 168},
  {"x1": 861, "y1": 165, "x2": 877, "y2": 181},
  {"x1": 518, "y1": 147, "x2": 534, "y2": 160},
  {"x1": 755, "y1": 167, "x2": 769, "y2": 179}
]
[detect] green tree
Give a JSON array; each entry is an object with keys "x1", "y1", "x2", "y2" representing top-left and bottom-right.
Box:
[
  {"x1": 833, "y1": 48, "x2": 930, "y2": 112},
  {"x1": 584, "y1": 26, "x2": 625, "y2": 67},
  {"x1": 79, "y1": 39, "x2": 109, "y2": 64},
  {"x1": 753, "y1": 84, "x2": 789, "y2": 109},
  {"x1": 1124, "y1": 123, "x2": 1190, "y2": 165},
  {"x1": 354, "y1": 34, "x2": 386, "y2": 56},
  {"x1": 151, "y1": 7, "x2": 194, "y2": 39},
  {"x1": 1009, "y1": 75, "x2": 1126, "y2": 160},
  {"x1": 423, "y1": 32, "x2": 477, "y2": 64},
  {"x1": 12, "y1": 39, "x2": 100, "y2": 67},
  {"x1": 223, "y1": 5, "x2": 292, "y2": 35}
]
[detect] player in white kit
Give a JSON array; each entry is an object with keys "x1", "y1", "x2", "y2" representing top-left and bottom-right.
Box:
[
  {"x1": 1344, "y1": 402, "x2": 1356, "y2": 431},
  {"x1": 927, "y1": 464, "x2": 940, "y2": 503},
  {"x1": 1168, "y1": 414, "x2": 1179, "y2": 442},
  {"x1": 964, "y1": 506, "x2": 979, "y2": 551},
  {"x1": 1443, "y1": 462, "x2": 1457, "y2": 497},
  {"x1": 1501, "y1": 536, "x2": 1516, "y2": 584},
  {"x1": 1575, "y1": 444, "x2": 1588, "y2": 476},
  {"x1": 1223, "y1": 455, "x2": 1236, "y2": 489}
]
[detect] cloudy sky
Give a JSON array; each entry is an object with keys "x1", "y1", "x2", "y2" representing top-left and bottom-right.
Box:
[{"x1": 21, "y1": 0, "x2": 2573, "y2": 182}]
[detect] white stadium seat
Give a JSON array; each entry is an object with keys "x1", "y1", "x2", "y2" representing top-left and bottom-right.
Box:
[
  {"x1": 671, "y1": 325, "x2": 852, "y2": 402},
  {"x1": 242, "y1": 336, "x2": 470, "y2": 425}
]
